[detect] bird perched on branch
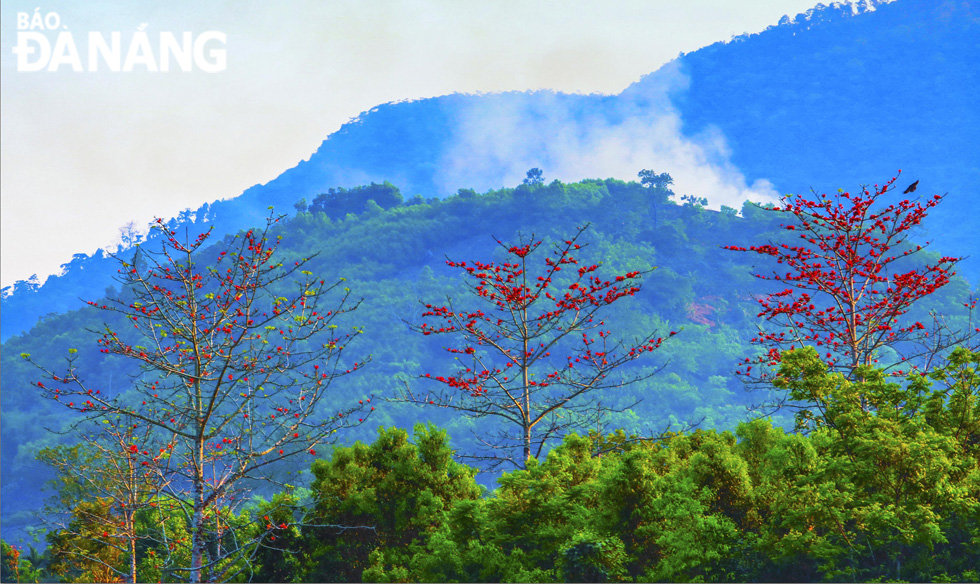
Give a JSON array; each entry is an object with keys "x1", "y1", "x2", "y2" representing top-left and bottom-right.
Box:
[{"x1": 903, "y1": 180, "x2": 919, "y2": 194}]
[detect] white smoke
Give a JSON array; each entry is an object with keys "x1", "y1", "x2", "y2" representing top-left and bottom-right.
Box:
[{"x1": 437, "y1": 62, "x2": 779, "y2": 211}]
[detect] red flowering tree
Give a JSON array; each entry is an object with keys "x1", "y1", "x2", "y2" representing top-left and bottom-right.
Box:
[
  {"x1": 401, "y1": 225, "x2": 674, "y2": 469},
  {"x1": 725, "y1": 173, "x2": 976, "y2": 387},
  {"x1": 27, "y1": 215, "x2": 371, "y2": 583}
]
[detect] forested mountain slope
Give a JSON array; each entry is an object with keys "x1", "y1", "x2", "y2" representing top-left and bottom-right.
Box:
[
  {"x1": 2, "y1": 177, "x2": 974, "y2": 547},
  {"x1": 3, "y1": 0, "x2": 977, "y2": 341}
]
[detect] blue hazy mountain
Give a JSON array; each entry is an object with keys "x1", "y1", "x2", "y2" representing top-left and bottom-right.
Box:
[
  {"x1": 223, "y1": 0, "x2": 979, "y2": 265},
  {"x1": 2, "y1": 0, "x2": 977, "y2": 341},
  {"x1": 631, "y1": 0, "x2": 979, "y2": 271}
]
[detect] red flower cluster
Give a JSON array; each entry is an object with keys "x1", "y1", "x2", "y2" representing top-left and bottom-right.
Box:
[
  {"x1": 412, "y1": 226, "x2": 673, "y2": 457},
  {"x1": 726, "y1": 173, "x2": 964, "y2": 377}
]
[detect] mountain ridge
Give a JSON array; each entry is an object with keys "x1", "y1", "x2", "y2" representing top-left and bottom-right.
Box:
[{"x1": 3, "y1": 0, "x2": 977, "y2": 341}]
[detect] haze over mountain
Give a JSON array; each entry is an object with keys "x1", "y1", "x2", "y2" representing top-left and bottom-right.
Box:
[
  {"x1": 217, "y1": 0, "x2": 978, "y2": 260},
  {"x1": 3, "y1": 0, "x2": 977, "y2": 342}
]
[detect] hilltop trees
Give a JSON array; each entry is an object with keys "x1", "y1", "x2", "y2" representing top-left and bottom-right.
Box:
[
  {"x1": 638, "y1": 169, "x2": 674, "y2": 226},
  {"x1": 308, "y1": 181, "x2": 403, "y2": 220},
  {"x1": 523, "y1": 168, "x2": 545, "y2": 186},
  {"x1": 401, "y1": 225, "x2": 675, "y2": 468},
  {"x1": 27, "y1": 215, "x2": 371, "y2": 582}
]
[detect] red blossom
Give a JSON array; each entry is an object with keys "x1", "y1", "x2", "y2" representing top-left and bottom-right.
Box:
[
  {"x1": 413, "y1": 226, "x2": 671, "y2": 466},
  {"x1": 726, "y1": 173, "x2": 965, "y2": 377}
]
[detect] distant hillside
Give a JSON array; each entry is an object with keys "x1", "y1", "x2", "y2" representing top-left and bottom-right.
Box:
[{"x1": 3, "y1": 0, "x2": 977, "y2": 341}]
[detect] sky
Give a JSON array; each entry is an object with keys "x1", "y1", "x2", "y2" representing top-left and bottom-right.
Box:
[{"x1": 1, "y1": 0, "x2": 825, "y2": 289}]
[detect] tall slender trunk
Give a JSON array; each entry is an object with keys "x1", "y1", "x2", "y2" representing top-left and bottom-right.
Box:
[
  {"x1": 189, "y1": 485, "x2": 206, "y2": 583},
  {"x1": 521, "y1": 262, "x2": 532, "y2": 467},
  {"x1": 523, "y1": 420, "x2": 532, "y2": 465},
  {"x1": 125, "y1": 451, "x2": 138, "y2": 583},
  {"x1": 128, "y1": 526, "x2": 137, "y2": 584},
  {"x1": 523, "y1": 358, "x2": 531, "y2": 464},
  {"x1": 189, "y1": 313, "x2": 207, "y2": 584},
  {"x1": 189, "y1": 433, "x2": 207, "y2": 584}
]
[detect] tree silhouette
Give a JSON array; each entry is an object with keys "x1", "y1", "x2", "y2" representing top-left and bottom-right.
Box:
[{"x1": 523, "y1": 168, "x2": 545, "y2": 186}]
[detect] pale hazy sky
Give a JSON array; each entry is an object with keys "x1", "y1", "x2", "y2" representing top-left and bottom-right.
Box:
[{"x1": 1, "y1": 0, "x2": 825, "y2": 288}]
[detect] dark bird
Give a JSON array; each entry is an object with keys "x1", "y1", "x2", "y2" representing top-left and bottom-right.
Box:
[{"x1": 903, "y1": 180, "x2": 919, "y2": 194}]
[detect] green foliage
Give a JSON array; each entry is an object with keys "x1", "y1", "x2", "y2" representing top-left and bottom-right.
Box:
[
  {"x1": 594, "y1": 431, "x2": 748, "y2": 582},
  {"x1": 2, "y1": 540, "x2": 47, "y2": 583},
  {"x1": 558, "y1": 530, "x2": 629, "y2": 583},
  {"x1": 28, "y1": 392, "x2": 980, "y2": 582},
  {"x1": 299, "y1": 424, "x2": 480, "y2": 582},
  {"x1": 344, "y1": 380, "x2": 979, "y2": 583},
  {"x1": 45, "y1": 501, "x2": 121, "y2": 582},
  {"x1": 750, "y1": 348, "x2": 980, "y2": 582},
  {"x1": 245, "y1": 492, "x2": 306, "y2": 583},
  {"x1": 370, "y1": 431, "x2": 750, "y2": 582},
  {"x1": 309, "y1": 181, "x2": 403, "y2": 220}
]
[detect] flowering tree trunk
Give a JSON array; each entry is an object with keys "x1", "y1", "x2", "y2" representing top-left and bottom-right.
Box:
[
  {"x1": 401, "y1": 225, "x2": 674, "y2": 469},
  {"x1": 29, "y1": 214, "x2": 371, "y2": 582}
]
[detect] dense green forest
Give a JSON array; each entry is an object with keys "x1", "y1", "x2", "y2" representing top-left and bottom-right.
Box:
[
  {"x1": 2, "y1": 174, "x2": 978, "y2": 582},
  {"x1": 7, "y1": 408, "x2": 979, "y2": 583}
]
